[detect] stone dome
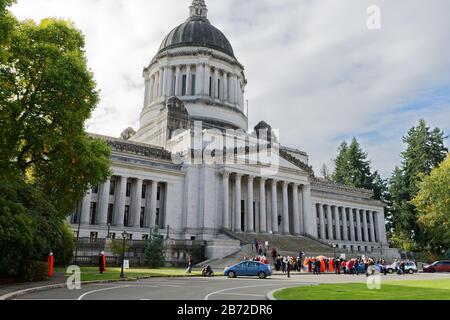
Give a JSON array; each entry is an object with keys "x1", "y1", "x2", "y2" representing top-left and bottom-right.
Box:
[{"x1": 158, "y1": 17, "x2": 235, "y2": 58}]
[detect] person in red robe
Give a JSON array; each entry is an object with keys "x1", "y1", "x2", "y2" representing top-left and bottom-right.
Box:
[
  {"x1": 329, "y1": 258, "x2": 334, "y2": 273},
  {"x1": 320, "y1": 259, "x2": 325, "y2": 273},
  {"x1": 47, "y1": 252, "x2": 54, "y2": 277},
  {"x1": 99, "y1": 251, "x2": 106, "y2": 274}
]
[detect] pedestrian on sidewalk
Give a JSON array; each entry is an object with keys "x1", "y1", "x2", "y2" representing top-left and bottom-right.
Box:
[{"x1": 186, "y1": 255, "x2": 193, "y2": 274}]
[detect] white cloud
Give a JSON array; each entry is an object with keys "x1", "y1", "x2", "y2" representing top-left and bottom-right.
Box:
[{"x1": 11, "y1": 0, "x2": 450, "y2": 177}]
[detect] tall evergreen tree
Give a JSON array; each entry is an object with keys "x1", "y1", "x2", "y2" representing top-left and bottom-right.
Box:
[
  {"x1": 331, "y1": 138, "x2": 382, "y2": 199},
  {"x1": 389, "y1": 119, "x2": 447, "y2": 246},
  {"x1": 144, "y1": 228, "x2": 165, "y2": 268}
]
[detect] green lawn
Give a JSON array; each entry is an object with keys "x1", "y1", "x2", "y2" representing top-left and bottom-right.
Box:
[
  {"x1": 274, "y1": 279, "x2": 450, "y2": 300},
  {"x1": 60, "y1": 267, "x2": 203, "y2": 282}
]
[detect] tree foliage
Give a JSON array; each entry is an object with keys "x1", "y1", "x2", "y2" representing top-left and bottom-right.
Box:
[
  {"x1": 412, "y1": 153, "x2": 450, "y2": 252},
  {"x1": 0, "y1": 12, "x2": 111, "y2": 216},
  {"x1": 331, "y1": 138, "x2": 385, "y2": 200},
  {"x1": 144, "y1": 228, "x2": 165, "y2": 268},
  {"x1": 0, "y1": 4, "x2": 111, "y2": 279},
  {"x1": 388, "y1": 120, "x2": 447, "y2": 246}
]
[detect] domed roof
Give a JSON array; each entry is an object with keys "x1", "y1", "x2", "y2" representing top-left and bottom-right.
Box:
[{"x1": 158, "y1": 1, "x2": 235, "y2": 58}]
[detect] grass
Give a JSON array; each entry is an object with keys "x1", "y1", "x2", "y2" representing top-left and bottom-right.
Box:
[
  {"x1": 274, "y1": 279, "x2": 450, "y2": 300},
  {"x1": 59, "y1": 267, "x2": 203, "y2": 282}
]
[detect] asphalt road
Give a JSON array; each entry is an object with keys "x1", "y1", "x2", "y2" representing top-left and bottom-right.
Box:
[{"x1": 14, "y1": 273, "x2": 450, "y2": 300}]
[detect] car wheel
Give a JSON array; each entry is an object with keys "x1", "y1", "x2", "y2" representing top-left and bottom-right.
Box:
[
  {"x1": 388, "y1": 268, "x2": 394, "y2": 274},
  {"x1": 408, "y1": 269, "x2": 414, "y2": 274},
  {"x1": 258, "y1": 272, "x2": 266, "y2": 279},
  {"x1": 430, "y1": 268, "x2": 436, "y2": 273},
  {"x1": 228, "y1": 271, "x2": 236, "y2": 278}
]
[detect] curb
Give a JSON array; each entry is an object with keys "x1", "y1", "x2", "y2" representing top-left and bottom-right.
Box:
[
  {"x1": 266, "y1": 283, "x2": 318, "y2": 301},
  {"x1": 0, "y1": 275, "x2": 204, "y2": 301}
]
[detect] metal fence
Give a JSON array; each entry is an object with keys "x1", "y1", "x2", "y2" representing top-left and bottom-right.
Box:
[{"x1": 70, "y1": 255, "x2": 187, "y2": 268}]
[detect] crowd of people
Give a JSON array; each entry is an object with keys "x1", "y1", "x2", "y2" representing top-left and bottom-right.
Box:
[{"x1": 248, "y1": 238, "x2": 415, "y2": 277}]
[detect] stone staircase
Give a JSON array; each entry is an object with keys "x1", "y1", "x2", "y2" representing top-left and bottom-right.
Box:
[{"x1": 224, "y1": 231, "x2": 337, "y2": 257}]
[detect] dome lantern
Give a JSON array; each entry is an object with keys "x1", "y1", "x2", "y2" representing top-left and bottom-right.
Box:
[{"x1": 189, "y1": 0, "x2": 208, "y2": 20}]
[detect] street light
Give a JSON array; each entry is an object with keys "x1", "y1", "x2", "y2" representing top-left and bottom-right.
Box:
[
  {"x1": 332, "y1": 243, "x2": 337, "y2": 258},
  {"x1": 107, "y1": 223, "x2": 111, "y2": 238},
  {"x1": 120, "y1": 231, "x2": 128, "y2": 278}
]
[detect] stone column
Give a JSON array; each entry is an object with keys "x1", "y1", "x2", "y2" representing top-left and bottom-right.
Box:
[
  {"x1": 186, "y1": 65, "x2": 192, "y2": 96},
  {"x1": 355, "y1": 209, "x2": 362, "y2": 242},
  {"x1": 149, "y1": 75, "x2": 155, "y2": 102},
  {"x1": 334, "y1": 206, "x2": 341, "y2": 241},
  {"x1": 259, "y1": 178, "x2": 267, "y2": 233},
  {"x1": 158, "y1": 67, "x2": 164, "y2": 97},
  {"x1": 302, "y1": 184, "x2": 317, "y2": 237},
  {"x1": 175, "y1": 66, "x2": 181, "y2": 96},
  {"x1": 97, "y1": 180, "x2": 110, "y2": 226},
  {"x1": 166, "y1": 66, "x2": 174, "y2": 96},
  {"x1": 369, "y1": 210, "x2": 376, "y2": 243},
  {"x1": 143, "y1": 77, "x2": 150, "y2": 107},
  {"x1": 223, "y1": 72, "x2": 228, "y2": 102},
  {"x1": 149, "y1": 180, "x2": 158, "y2": 229},
  {"x1": 196, "y1": 63, "x2": 204, "y2": 95},
  {"x1": 114, "y1": 176, "x2": 128, "y2": 227},
  {"x1": 161, "y1": 66, "x2": 167, "y2": 97},
  {"x1": 319, "y1": 204, "x2": 326, "y2": 240},
  {"x1": 80, "y1": 191, "x2": 92, "y2": 225},
  {"x1": 271, "y1": 179, "x2": 279, "y2": 234},
  {"x1": 298, "y1": 187, "x2": 304, "y2": 233},
  {"x1": 247, "y1": 175, "x2": 254, "y2": 232},
  {"x1": 234, "y1": 174, "x2": 242, "y2": 232},
  {"x1": 282, "y1": 181, "x2": 289, "y2": 234},
  {"x1": 349, "y1": 208, "x2": 355, "y2": 241},
  {"x1": 362, "y1": 210, "x2": 369, "y2": 242},
  {"x1": 326, "y1": 205, "x2": 333, "y2": 240},
  {"x1": 234, "y1": 75, "x2": 239, "y2": 105},
  {"x1": 375, "y1": 211, "x2": 387, "y2": 244},
  {"x1": 222, "y1": 171, "x2": 230, "y2": 230},
  {"x1": 292, "y1": 184, "x2": 300, "y2": 235},
  {"x1": 131, "y1": 178, "x2": 143, "y2": 228},
  {"x1": 342, "y1": 207, "x2": 349, "y2": 241}
]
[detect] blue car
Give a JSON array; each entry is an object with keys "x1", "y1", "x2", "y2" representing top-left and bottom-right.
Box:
[
  {"x1": 354, "y1": 263, "x2": 382, "y2": 275},
  {"x1": 224, "y1": 261, "x2": 272, "y2": 279}
]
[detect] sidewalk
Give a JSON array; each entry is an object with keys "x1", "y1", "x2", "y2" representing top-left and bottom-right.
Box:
[{"x1": 0, "y1": 272, "x2": 67, "y2": 297}]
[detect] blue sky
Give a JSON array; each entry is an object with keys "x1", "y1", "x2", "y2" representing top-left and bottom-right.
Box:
[{"x1": 11, "y1": 0, "x2": 450, "y2": 177}]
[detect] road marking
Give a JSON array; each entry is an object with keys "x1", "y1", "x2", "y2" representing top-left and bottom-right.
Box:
[
  {"x1": 204, "y1": 284, "x2": 297, "y2": 300},
  {"x1": 216, "y1": 293, "x2": 266, "y2": 297},
  {"x1": 77, "y1": 285, "x2": 133, "y2": 300}
]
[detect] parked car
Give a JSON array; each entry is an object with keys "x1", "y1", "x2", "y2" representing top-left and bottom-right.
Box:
[
  {"x1": 355, "y1": 263, "x2": 382, "y2": 275},
  {"x1": 423, "y1": 260, "x2": 450, "y2": 273},
  {"x1": 385, "y1": 261, "x2": 418, "y2": 274},
  {"x1": 224, "y1": 261, "x2": 272, "y2": 279}
]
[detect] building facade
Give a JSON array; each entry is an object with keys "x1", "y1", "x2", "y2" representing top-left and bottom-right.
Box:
[{"x1": 70, "y1": 0, "x2": 389, "y2": 260}]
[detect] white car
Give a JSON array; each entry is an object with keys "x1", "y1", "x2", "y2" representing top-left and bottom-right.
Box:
[{"x1": 385, "y1": 261, "x2": 417, "y2": 274}]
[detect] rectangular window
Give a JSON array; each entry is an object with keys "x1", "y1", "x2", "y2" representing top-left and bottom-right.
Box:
[
  {"x1": 191, "y1": 75, "x2": 196, "y2": 95},
  {"x1": 109, "y1": 180, "x2": 116, "y2": 195},
  {"x1": 140, "y1": 207, "x2": 145, "y2": 228},
  {"x1": 142, "y1": 235, "x2": 149, "y2": 241},
  {"x1": 142, "y1": 184, "x2": 147, "y2": 199},
  {"x1": 92, "y1": 185, "x2": 99, "y2": 194},
  {"x1": 155, "y1": 208, "x2": 160, "y2": 228},
  {"x1": 107, "y1": 204, "x2": 114, "y2": 224},
  {"x1": 89, "y1": 232, "x2": 98, "y2": 243},
  {"x1": 181, "y1": 75, "x2": 187, "y2": 96},
  {"x1": 89, "y1": 202, "x2": 97, "y2": 225},
  {"x1": 157, "y1": 186, "x2": 161, "y2": 201},
  {"x1": 126, "y1": 183, "x2": 132, "y2": 197},
  {"x1": 209, "y1": 77, "x2": 212, "y2": 97},
  {"x1": 217, "y1": 79, "x2": 221, "y2": 98},
  {"x1": 241, "y1": 200, "x2": 245, "y2": 232},
  {"x1": 124, "y1": 205, "x2": 130, "y2": 227}
]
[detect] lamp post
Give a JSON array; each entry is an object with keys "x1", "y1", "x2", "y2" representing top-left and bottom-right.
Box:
[
  {"x1": 107, "y1": 223, "x2": 111, "y2": 238},
  {"x1": 74, "y1": 202, "x2": 81, "y2": 265},
  {"x1": 120, "y1": 231, "x2": 128, "y2": 278},
  {"x1": 332, "y1": 243, "x2": 337, "y2": 258}
]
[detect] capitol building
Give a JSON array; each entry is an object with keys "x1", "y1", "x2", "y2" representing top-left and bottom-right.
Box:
[{"x1": 70, "y1": 0, "x2": 391, "y2": 261}]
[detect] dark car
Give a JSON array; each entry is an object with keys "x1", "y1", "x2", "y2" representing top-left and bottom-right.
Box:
[
  {"x1": 423, "y1": 260, "x2": 450, "y2": 273},
  {"x1": 224, "y1": 261, "x2": 272, "y2": 279}
]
